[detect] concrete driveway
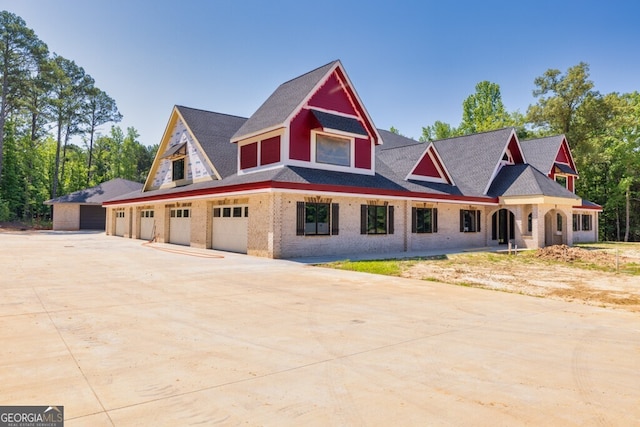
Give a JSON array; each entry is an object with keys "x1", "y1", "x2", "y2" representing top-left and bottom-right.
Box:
[{"x1": 1, "y1": 232, "x2": 638, "y2": 426}]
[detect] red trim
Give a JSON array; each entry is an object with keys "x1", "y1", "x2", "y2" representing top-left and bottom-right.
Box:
[
  {"x1": 104, "y1": 181, "x2": 499, "y2": 206},
  {"x1": 573, "y1": 204, "x2": 602, "y2": 211},
  {"x1": 507, "y1": 134, "x2": 524, "y2": 164}
]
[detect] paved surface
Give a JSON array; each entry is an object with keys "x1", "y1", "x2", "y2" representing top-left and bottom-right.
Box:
[{"x1": 1, "y1": 232, "x2": 638, "y2": 426}]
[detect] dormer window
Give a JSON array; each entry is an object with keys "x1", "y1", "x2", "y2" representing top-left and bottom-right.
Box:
[
  {"x1": 315, "y1": 133, "x2": 351, "y2": 167},
  {"x1": 172, "y1": 158, "x2": 185, "y2": 181}
]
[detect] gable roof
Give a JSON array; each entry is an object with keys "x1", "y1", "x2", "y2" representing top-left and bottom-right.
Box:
[
  {"x1": 487, "y1": 164, "x2": 580, "y2": 199},
  {"x1": 45, "y1": 178, "x2": 143, "y2": 205},
  {"x1": 231, "y1": 61, "x2": 338, "y2": 141},
  {"x1": 176, "y1": 106, "x2": 247, "y2": 179},
  {"x1": 520, "y1": 135, "x2": 577, "y2": 176},
  {"x1": 431, "y1": 127, "x2": 517, "y2": 197}
]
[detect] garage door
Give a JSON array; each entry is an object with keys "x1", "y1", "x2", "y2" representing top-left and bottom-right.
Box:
[
  {"x1": 169, "y1": 208, "x2": 191, "y2": 246},
  {"x1": 212, "y1": 205, "x2": 248, "y2": 253},
  {"x1": 80, "y1": 205, "x2": 106, "y2": 230},
  {"x1": 114, "y1": 211, "x2": 126, "y2": 236},
  {"x1": 139, "y1": 209, "x2": 155, "y2": 240}
]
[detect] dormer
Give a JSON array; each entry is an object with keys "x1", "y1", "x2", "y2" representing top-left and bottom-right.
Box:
[
  {"x1": 231, "y1": 61, "x2": 382, "y2": 176},
  {"x1": 520, "y1": 134, "x2": 578, "y2": 194},
  {"x1": 143, "y1": 106, "x2": 244, "y2": 192}
]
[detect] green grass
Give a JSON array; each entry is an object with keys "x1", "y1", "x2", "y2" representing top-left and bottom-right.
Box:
[{"x1": 327, "y1": 259, "x2": 405, "y2": 276}]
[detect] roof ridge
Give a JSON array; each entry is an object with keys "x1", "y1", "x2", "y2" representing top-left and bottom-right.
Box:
[
  {"x1": 432, "y1": 126, "x2": 515, "y2": 143},
  {"x1": 176, "y1": 105, "x2": 248, "y2": 120},
  {"x1": 521, "y1": 134, "x2": 565, "y2": 143},
  {"x1": 276, "y1": 60, "x2": 339, "y2": 87}
]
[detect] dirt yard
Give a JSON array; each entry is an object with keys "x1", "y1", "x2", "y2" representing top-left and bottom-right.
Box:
[{"x1": 403, "y1": 244, "x2": 640, "y2": 312}]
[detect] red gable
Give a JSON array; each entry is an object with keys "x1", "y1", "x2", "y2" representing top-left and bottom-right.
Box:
[{"x1": 408, "y1": 145, "x2": 452, "y2": 184}]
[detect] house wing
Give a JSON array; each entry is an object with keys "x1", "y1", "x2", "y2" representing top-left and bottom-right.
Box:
[
  {"x1": 231, "y1": 60, "x2": 382, "y2": 146},
  {"x1": 143, "y1": 106, "x2": 247, "y2": 191},
  {"x1": 432, "y1": 127, "x2": 516, "y2": 197}
]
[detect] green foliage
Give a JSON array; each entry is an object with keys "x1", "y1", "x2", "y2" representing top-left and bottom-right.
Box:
[
  {"x1": 0, "y1": 12, "x2": 150, "y2": 221},
  {"x1": 327, "y1": 259, "x2": 404, "y2": 276},
  {"x1": 460, "y1": 81, "x2": 510, "y2": 134}
]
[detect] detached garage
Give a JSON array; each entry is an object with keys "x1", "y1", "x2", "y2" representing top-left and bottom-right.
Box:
[{"x1": 45, "y1": 178, "x2": 143, "y2": 231}]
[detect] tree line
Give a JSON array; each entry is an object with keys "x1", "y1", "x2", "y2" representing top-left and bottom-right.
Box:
[
  {"x1": 391, "y1": 63, "x2": 640, "y2": 242},
  {"x1": 0, "y1": 11, "x2": 157, "y2": 222}
]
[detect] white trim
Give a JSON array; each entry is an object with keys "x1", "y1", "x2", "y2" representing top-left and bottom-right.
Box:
[
  {"x1": 311, "y1": 130, "x2": 354, "y2": 167},
  {"x1": 230, "y1": 125, "x2": 285, "y2": 144},
  {"x1": 406, "y1": 174, "x2": 448, "y2": 184},
  {"x1": 483, "y1": 128, "x2": 519, "y2": 195},
  {"x1": 306, "y1": 106, "x2": 360, "y2": 120},
  {"x1": 237, "y1": 163, "x2": 285, "y2": 176}
]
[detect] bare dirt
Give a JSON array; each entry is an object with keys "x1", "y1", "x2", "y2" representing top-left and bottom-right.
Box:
[{"x1": 402, "y1": 244, "x2": 640, "y2": 313}]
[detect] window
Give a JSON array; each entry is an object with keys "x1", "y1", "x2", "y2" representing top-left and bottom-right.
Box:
[
  {"x1": 581, "y1": 214, "x2": 592, "y2": 231},
  {"x1": 213, "y1": 208, "x2": 221, "y2": 217},
  {"x1": 315, "y1": 133, "x2": 351, "y2": 167},
  {"x1": 412, "y1": 207, "x2": 438, "y2": 233},
  {"x1": 172, "y1": 158, "x2": 185, "y2": 181},
  {"x1": 573, "y1": 214, "x2": 580, "y2": 231},
  {"x1": 244, "y1": 207, "x2": 249, "y2": 217},
  {"x1": 527, "y1": 213, "x2": 533, "y2": 233},
  {"x1": 555, "y1": 175, "x2": 567, "y2": 187},
  {"x1": 223, "y1": 207, "x2": 231, "y2": 217},
  {"x1": 557, "y1": 213, "x2": 563, "y2": 232},
  {"x1": 233, "y1": 207, "x2": 242, "y2": 218},
  {"x1": 460, "y1": 209, "x2": 481, "y2": 233},
  {"x1": 361, "y1": 204, "x2": 394, "y2": 235},
  {"x1": 296, "y1": 202, "x2": 339, "y2": 236}
]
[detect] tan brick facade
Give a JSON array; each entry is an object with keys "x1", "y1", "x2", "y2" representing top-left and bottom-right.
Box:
[{"x1": 105, "y1": 190, "x2": 598, "y2": 258}]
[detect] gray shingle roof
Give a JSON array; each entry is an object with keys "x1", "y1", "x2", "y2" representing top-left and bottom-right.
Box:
[
  {"x1": 231, "y1": 61, "x2": 338, "y2": 141},
  {"x1": 45, "y1": 178, "x2": 143, "y2": 205},
  {"x1": 520, "y1": 135, "x2": 565, "y2": 176},
  {"x1": 377, "y1": 142, "x2": 429, "y2": 179},
  {"x1": 311, "y1": 109, "x2": 367, "y2": 136},
  {"x1": 176, "y1": 106, "x2": 247, "y2": 179},
  {"x1": 376, "y1": 129, "x2": 422, "y2": 151},
  {"x1": 487, "y1": 164, "x2": 580, "y2": 199},
  {"x1": 432, "y1": 127, "x2": 515, "y2": 196}
]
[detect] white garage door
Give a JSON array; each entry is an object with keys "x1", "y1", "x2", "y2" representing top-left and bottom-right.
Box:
[
  {"x1": 212, "y1": 205, "x2": 248, "y2": 253},
  {"x1": 169, "y1": 208, "x2": 191, "y2": 246},
  {"x1": 114, "y1": 211, "x2": 126, "y2": 236},
  {"x1": 139, "y1": 209, "x2": 155, "y2": 241}
]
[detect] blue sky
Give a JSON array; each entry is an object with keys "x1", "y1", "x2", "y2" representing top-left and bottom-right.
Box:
[{"x1": 2, "y1": 0, "x2": 639, "y2": 144}]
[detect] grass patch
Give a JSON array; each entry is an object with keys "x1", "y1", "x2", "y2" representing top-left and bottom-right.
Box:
[{"x1": 327, "y1": 259, "x2": 405, "y2": 276}]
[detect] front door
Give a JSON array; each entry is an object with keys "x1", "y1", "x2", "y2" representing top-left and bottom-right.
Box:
[{"x1": 492, "y1": 209, "x2": 515, "y2": 244}]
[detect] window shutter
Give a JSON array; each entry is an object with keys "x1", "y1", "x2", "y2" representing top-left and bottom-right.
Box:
[
  {"x1": 433, "y1": 208, "x2": 438, "y2": 233},
  {"x1": 476, "y1": 210, "x2": 481, "y2": 232},
  {"x1": 360, "y1": 205, "x2": 368, "y2": 234},
  {"x1": 331, "y1": 203, "x2": 339, "y2": 235},
  {"x1": 296, "y1": 202, "x2": 305, "y2": 236},
  {"x1": 492, "y1": 212, "x2": 497, "y2": 240},
  {"x1": 460, "y1": 210, "x2": 464, "y2": 232},
  {"x1": 411, "y1": 207, "x2": 417, "y2": 233},
  {"x1": 388, "y1": 206, "x2": 395, "y2": 234}
]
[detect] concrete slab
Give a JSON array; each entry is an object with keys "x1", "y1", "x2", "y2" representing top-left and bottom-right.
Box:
[{"x1": 0, "y1": 232, "x2": 638, "y2": 425}]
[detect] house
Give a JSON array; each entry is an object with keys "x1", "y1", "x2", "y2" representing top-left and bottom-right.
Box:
[
  {"x1": 45, "y1": 178, "x2": 143, "y2": 231},
  {"x1": 103, "y1": 60, "x2": 601, "y2": 258}
]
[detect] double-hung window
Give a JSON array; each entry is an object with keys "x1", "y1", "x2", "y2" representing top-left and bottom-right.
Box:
[
  {"x1": 361, "y1": 204, "x2": 394, "y2": 235},
  {"x1": 296, "y1": 202, "x2": 339, "y2": 236},
  {"x1": 581, "y1": 214, "x2": 592, "y2": 231},
  {"x1": 460, "y1": 209, "x2": 481, "y2": 233},
  {"x1": 412, "y1": 207, "x2": 438, "y2": 233}
]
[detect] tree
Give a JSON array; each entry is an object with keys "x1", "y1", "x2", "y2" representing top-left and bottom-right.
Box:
[
  {"x1": 420, "y1": 120, "x2": 458, "y2": 142},
  {"x1": 0, "y1": 11, "x2": 48, "y2": 180},
  {"x1": 46, "y1": 55, "x2": 93, "y2": 198},
  {"x1": 83, "y1": 87, "x2": 121, "y2": 184},
  {"x1": 459, "y1": 81, "x2": 510, "y2": 134},
  {"x1": 526, "y1": 62, "x2": 600, "y2": 159}
]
